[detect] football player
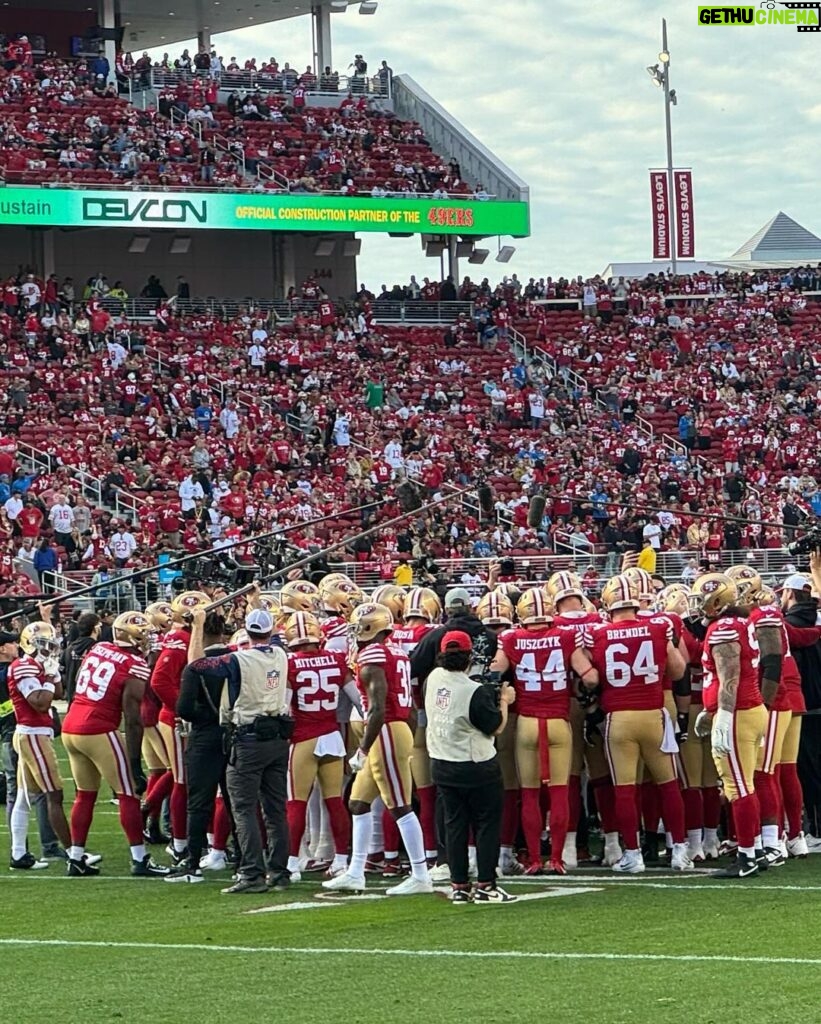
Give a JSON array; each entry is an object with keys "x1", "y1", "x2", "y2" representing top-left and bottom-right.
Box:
[
  {"x1": 477, "y1": 590, "x2": 522, "y2": 875},
  {"x1": 585, "y1": 575, "x2": 692, "y2": 874},
  {"x1": 323, "y1": 602, "x2": 433, "y2": 895},
  {"x1": 657, "y1": 585, "x2": 721, "y2": 861},
  {"x1": 62, "y1": 612, "x2": 168, "y2": 877},
  {"x1": 140, "y1": 601, "x2": 174, "y2": 844},
  {"x1": 548, "y1": 570, "x2": 619, "y2": 868},
  {"x1": 7, "y1": 619, "x2": 73, "y2": 869},
  {"x1": 491, "y1": 588, "x2": 598, "y2": 874},
  {"x1": 390, "y1": 585, "x2": 441, "y2": 869},
  {"x1": 744, "y1": 582, "x2": 793, "y2": 866},
  {"x1": 317, "y1": 575, "x2": 363, "y2": 653},
  {"x1": 150, "y1": 590, "x2": 210, "y2": 865},
  {"x1": 284, "y1": 610, "x2": 361, "y2": 880},
  {"x1": 691, "y1": 573, "x2": 769, "y2": 879}
]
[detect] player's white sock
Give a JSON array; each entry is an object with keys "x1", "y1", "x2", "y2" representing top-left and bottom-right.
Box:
[
  {"x1": 687, "y1": 829, "x2": 703, "y2": 846},
  {"x1": 762, "y1": 824, "x2": 779, "y2": 848},
  {"x1": 331, "y1": 853, "x2": 348, "y2": 871},
  {"x1": 206, "y1": 832, "x2": 214, "y2": 847},
  {"x1": 173, "y1": 838, "x2": 187, "y2": 853},
  {"x1": 287, "y1": 855, "x2": 301, "y2": 875},
  {"x1": 68, "y1": 845, "x2": 85, "y2": 862},
  {"x1": 739, "y1": 845, "x2": 755, "y2": 858},
  {"x1": 754, "y1": 833, "x2": 763, "y2": 850},
  {"x1": 349, "y1": 814, "x2": 373, "y2": 877},
  {"x1": 314, "y1": 797, "x2": 333, "y2": 860},
  {"x1": 10, "y1": 798, "x2": 30, "y2": 860},
  {"x1": 369, "y1": 797, "x2": 385, "y2": 853},
  {"x1": 130, "y1": 844, "x2": 147, "y2": 861},
  {"x1": 397, "y1": 812, "x2": 427, "y2": 880},
  {"x1": 704, "y1": 827, "x2": 719, "y2": 846}
]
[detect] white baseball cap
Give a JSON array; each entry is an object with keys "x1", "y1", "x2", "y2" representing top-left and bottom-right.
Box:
[
  {"x1": 445, "y1": 587, "x2": 472, "y2": 610},
  {"x1": 245, "y1": 608, "x2": 274, "y2": 635},
  {"x1": 781, "y1": 573, "x2": 812, "y2": 593}
]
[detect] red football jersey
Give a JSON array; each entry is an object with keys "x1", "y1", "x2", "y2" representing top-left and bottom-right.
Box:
[
  {"x1": 63, "y1": 642, "x2": 150, "y2": 735},
  {"x1": 554, "y1": 610, "x2": 602, "y2": 632},
  {"x1": 682, "y1": 624, "x2": 704, "y2": 702},
  {"x1": 355, "y1": 640, "x2": 413, "y2": 723},
  {"x1": 589, "y1": 618, "x2": 673, "y2": 713},
  {"x1": 321, "y1": 615, "x2": 348, "y2": 654},
  {"x1": 151, "y1": 627, "x2": 190, "y2": 725},
  {"x1": 748, "y1": 604, "x2": 794, "y2": 712},
  {"x1": 392, "y1": 622, "x2": 433, "y2": 706},
  {"x1": 702, "y1": 616, "x2": 762, "y2": 713},
  {"x1": 288, "y1": 649, "x2": 350, "y2": 743},
  {"x1": 499, "y1": 626, "x2": 579, "y2": 719},
  {"x1": 8, "y1": 655, "x2": 53, "y2": 730}
]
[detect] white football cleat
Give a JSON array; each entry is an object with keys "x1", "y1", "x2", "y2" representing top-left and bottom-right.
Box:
[
  {"x1": 562, "y1": 834, "x2": 578, "y2": 869},
  {"x1": 199, "y1": 849, "x2": 228, "y2": 871},
  {"x1": 321, "y1": 871, "x2": 366, "y2": 892},
  {"x1": 429, "y1": 863, "x2": 451, "y2": 882},
  {"x1": 612, "y1": 850, "x2": 645, "y2": 874},
  {"x1": 84, "y1": 853, "x2": 103, "y2": 867},
  {"x1": 806, "y1": 835, "x2": 821, "y2": 854},
  {"x1": 499, "y1": 857, "x2": 525, "y2": 877},
  {"x1": 686, "y1": 842, "x2": 705, "y2": 863},
  {"x1": 671, "y1": 843, "x2": 694, "y2": 871},
  {"x1": 385, "y1": 874, "x2": 434, "y2": 896},
  {"x1": 786, "y1": 833, "x2": 809, "y2": 859},
  {"x1": 702, "y1": 839, "x2": 721, "y2": 860},
  {"x1": 603, "y1": 836, "x2": 623, "y2": 867}
]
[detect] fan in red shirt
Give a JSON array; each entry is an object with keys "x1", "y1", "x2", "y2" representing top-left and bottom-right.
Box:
[
  {"x1": 284, "y1": 611, "x2": 360, "y2": 880},
  {"x1": 492, "y1": 588, "x2": 596, "y2": 875},
  {"x1": 148, "y1": 591, "x2": 210, "y2": 863},
  {"x1": 585, "y1": 574, "x2": 690, "y2": 874},
  {"x1": 62, "y1": 612, "x2": 168, "y2": 877}
]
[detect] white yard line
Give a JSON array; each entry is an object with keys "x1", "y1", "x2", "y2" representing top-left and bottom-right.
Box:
[{"x1": 0, "y1": 937, "x2": 820, "y2": 966}]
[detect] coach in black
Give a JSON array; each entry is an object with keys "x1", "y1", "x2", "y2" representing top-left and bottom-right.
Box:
[{"x1": 164, "y1": 606, "x2": 232, "y2": 884}]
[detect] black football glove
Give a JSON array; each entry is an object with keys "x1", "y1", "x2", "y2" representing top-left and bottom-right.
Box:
[
  {"x1": 676, "y1": 712, "x2": 690, "y2": 743},
  {"x1": 584, "y1": 708, "x2": 605, "y2": 746},
  {"x1": 130, "y1": 757, "x2": 147, "y2": 797}
]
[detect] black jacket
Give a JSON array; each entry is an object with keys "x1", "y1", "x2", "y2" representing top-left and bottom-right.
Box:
[
  {"x1": 410, "y1": 613, "x2": 498, "y2": 684},
  {"x1": 63, "y1": 636, "x2": 98, "y2": 703},
  {"x1": 784, "y1": 600, "x2": 821, "y2": 712},
  {"x1": 177, "y1": 643, "x2": 231, "y2": 731}
]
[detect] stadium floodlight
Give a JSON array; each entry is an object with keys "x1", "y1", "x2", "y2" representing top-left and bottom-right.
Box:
[
  {"x1": 314, "y1": 239, "x2": 335, "y2": 257},
  {"x1": 342, "y1": 238, "x2": 362, "y2": 257},
  {"x1": 646, "y1": 64, "x2": 663, "y2": 87},
  {"x1": 495, "y1": 245, "x2": 515, "y2": 264},
  {"x1": 468, "y1": 248, "x2": 489, "y2": 265},
  {"x1": 425, "y1": 240, "x2": 446, "y2": 258},
  {"x1": 359, "y1": 1, "x2": 378, "y2": 13},
  {"x1": 658, "y1": 50, "x2": 670, "y2": 63},
  {"x1": 329, "y1": 1, "x2": 348, "y2": 11},
  {"x1": 455, "y1": 241, "x2": 473, "y2": 258},
  {"x1": 169, "y1": 237, "x2": 191, "y2": 254},
  {"x1": 128, "y1": 236, "x2": 150, "y2": 253}
]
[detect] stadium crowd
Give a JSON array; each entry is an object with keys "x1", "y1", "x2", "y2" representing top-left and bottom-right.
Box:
[{"x1": 0, "y1": 45, "x2": 480, "y2": 198}]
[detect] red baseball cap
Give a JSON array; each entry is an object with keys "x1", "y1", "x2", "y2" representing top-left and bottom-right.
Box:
[{"x1": 439, "y1": 630, "x2": 472, "y2": 653}]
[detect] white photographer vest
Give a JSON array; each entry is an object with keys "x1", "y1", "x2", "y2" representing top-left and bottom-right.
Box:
[
  {"x1": 424, "y1": 668, "x2": 496, "y2": 764},
  {"x1": 220, "y1": 646, "x2": 289, "y2": 727}
]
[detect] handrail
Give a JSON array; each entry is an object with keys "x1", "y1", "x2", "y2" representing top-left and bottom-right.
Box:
[{"x1": 134, "y1": 68, "x2": 393, "y2": 99}]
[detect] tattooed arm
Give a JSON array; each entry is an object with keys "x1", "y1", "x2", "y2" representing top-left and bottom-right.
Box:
[
  {"x1": 754, "y1": 624, "x2": 782, "y2": 708},
  {"x1": 713, "y1": 641, "x2": 741, "y2": 714}
]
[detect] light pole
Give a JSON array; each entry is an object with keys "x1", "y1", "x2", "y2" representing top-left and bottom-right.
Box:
[{"x1": 647, "y1": 18, "x2": 678, "y2": 274}]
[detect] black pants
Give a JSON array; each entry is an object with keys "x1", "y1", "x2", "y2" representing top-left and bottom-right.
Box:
[
  {"x1": 433, "y1": 761, "x2": 503, "y2": 885},
  {"x1": 185, "y1": 726, "x2": 230, "y2": 868},
  {"x1": 227, "y1": 736, "x2": 289, "y2": 882},
  {"x1": 798, "y1": 714, "x2": 821, "y2": 836}
]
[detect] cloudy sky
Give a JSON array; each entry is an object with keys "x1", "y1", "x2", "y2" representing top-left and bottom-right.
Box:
[{"x1": 152, "y1": 1, "x2": 821, "y2": 287}]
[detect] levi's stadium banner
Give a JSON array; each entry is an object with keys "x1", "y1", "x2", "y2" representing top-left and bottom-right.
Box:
[{"x1": 0, "y1": 187, "x2": 530, "y2": 237}]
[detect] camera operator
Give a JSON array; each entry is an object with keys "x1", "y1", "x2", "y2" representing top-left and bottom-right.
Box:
[
  {"x1": 781, "y1": 555, "x2": 821, "y2": 848},
  {"x1": 410, "y1": 588, "x2": 498, "y2": 684},
  {"x1": 186, "y1": 607, "x2": 292, "y2": 894},
  {"x1": 164, "y1": 606, "x2": 232, "y2": 884},
  {"x1": 424, "y1": 631, "x2": 517, "y2": 904}
]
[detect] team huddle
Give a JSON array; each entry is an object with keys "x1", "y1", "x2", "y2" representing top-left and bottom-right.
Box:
[{"x1": 5, "y1": 561, "x2": 816, "y2": 887}]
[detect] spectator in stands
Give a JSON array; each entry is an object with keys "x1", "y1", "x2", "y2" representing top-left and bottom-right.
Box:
[{"x1": 33, "y1": 537, "x2": 58, "y2": 588}]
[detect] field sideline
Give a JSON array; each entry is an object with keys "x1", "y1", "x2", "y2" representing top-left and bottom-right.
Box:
[{"x1": 3, "y1": 750, "x2": 821, "y2": 1023}]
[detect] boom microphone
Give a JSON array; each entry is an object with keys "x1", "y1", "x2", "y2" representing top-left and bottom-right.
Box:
[
  {"x1": 478, "y1": 484, "x2": 495, "y2": 516},
  {"x1": 527, "y1": 495, "x2": 547, "y2": 529}
]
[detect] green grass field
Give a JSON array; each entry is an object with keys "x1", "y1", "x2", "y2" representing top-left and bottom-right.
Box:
[{"x1": 3, "y1": 747, "x2": 821, "y2": 1024}]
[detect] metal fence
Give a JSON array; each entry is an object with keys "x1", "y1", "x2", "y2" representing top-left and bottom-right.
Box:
[{"x1": 126, "y1": 68, "x2": 393, "y2": 101}]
